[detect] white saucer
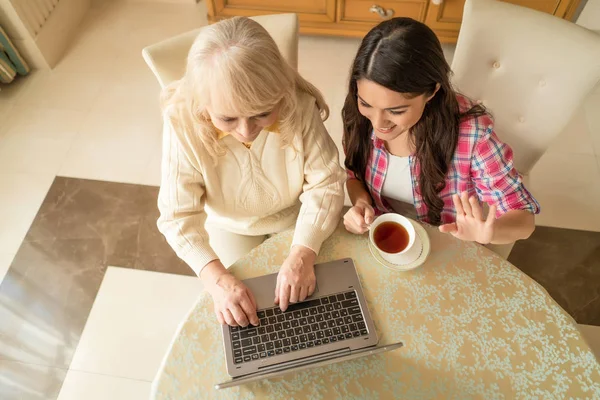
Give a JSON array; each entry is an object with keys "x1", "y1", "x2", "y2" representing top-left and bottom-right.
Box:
[{"x1": 368, "y1": 218, "x2": 431, "y2": 272}]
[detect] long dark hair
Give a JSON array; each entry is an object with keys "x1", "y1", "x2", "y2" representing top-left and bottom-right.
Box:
[{"x1": 342, "y1": 18, "x2": 484, "y2": 225}]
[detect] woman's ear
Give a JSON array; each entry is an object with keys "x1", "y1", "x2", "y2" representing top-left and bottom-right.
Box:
[{"x1": 427, "y1": 83, "x2": 441, "y2": 102}]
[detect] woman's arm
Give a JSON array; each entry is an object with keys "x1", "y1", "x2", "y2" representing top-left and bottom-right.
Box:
[
  {"x1": 469, "y1": 120, "x2": 540, "y2": 243},
  {"x1": 157, "y1": 119, "x2": 218, "y2": 276},
  {"x1": 491, "y1": 209, "x2": 535, "y2": 244},
  {"x1": 291, "y1": 102, "x2": 346, "y2": 255},
  {"x1": 347, "y1": 177, "x2": 372, "y2": 207}
]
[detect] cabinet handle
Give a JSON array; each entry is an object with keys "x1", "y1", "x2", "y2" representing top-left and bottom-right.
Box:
[
  {"x1": 431, "y1": 0, "x2": 443, "y2": 5},
  {"x1": 369, "y1": 5, "x2": 394, "y2": 19}
]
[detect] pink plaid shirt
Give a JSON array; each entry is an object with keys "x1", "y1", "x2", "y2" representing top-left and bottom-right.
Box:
[{"x1": 347, "y1": 95, "x2": 540, "y2": 224}]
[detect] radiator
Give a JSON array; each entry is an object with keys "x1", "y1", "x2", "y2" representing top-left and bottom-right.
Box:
[{"x1": 11, "y1": 0, "x2": 60, "y2": 37}]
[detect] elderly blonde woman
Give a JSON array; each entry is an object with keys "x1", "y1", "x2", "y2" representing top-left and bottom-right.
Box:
[{"x1": 158, "y1": 17, "x2": 345, "y2": 328}]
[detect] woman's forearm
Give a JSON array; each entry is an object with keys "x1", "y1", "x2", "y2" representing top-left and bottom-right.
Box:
[
  {"x1": 347, "y1": 178, "x2": 372, "y2": 207},
  {"x1": 491, "y1": 210, "x2": 535, "y2": 244}
]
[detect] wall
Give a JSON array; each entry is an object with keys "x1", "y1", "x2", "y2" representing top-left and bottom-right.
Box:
[
  {"x1": 577, "y1": 0, "x2": 600, "y2": 31},
  {"x1": 0, "y1": 0, "x2": 90, "y2": 69}
]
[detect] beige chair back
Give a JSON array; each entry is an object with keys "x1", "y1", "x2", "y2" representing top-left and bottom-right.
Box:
[
  {"x1": 142, "y1": 14, "x2": 299, "y2": 88},
  {"x1": 452, "y1": 0, "x2": 600, "y2": 175}
]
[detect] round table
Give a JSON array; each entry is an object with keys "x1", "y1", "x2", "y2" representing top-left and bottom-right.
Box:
[{"x1": 152, "y1": 222, "x2": 600, "y2": 399}]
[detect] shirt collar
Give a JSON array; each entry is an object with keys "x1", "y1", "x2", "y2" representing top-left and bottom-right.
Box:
[{"x1": 216, "y1": 121, "x2": 280, "y2": 140}]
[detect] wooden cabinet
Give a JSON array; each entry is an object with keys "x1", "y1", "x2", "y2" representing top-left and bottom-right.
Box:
[{"x1": 206, "y1": 0, "x2": 582, "y2": 41}]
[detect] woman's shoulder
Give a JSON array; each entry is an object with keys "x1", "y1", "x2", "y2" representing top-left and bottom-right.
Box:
[{"x1": 456, "y1": 93, "x2": 495, "y2": 145}]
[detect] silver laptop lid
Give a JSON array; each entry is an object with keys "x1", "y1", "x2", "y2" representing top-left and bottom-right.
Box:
[{"x1": 221, "y1": 258, "x2": 379, "y2": 378}]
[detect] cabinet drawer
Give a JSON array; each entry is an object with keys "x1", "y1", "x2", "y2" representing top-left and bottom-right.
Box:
[
  {"x1": 339, "y1": 0, "x2": 427, "y2": 23},
  {"x1": 222, "y1": 0, "x2": 329, "y2": 14}
]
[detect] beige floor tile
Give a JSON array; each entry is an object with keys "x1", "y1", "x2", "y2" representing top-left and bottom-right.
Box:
[
  {"x1": 69, "y1": 267, "x2": 203, "y2": 381},
  {"x1": 529, "y1": 152, "x2": 600, "y2": 231},
  {"x1": 0, "y1": 107, "x2": 85, "y2": 175},
  {"x1": 139, "y1": 141, "x2": 163, "y2": 187},
  {"x1": 0, "y1": 73, "x2": 40, "y2": 104},
  {"x1": 0, "y1": 172, "x2": 55, "y2": 255},
  {"x1": 0, "y1": 360, "x2": 67, "y2": 400},
  {"x1": 15, "y1": 70, "x2": 106, "y2": 113},
  {"x1": 58, "y1": 370, "x2": 151, "y2": 400},
  {"x1": 58, "y1": 87, "x2": 162, "y2": 183},
  {"x1": 0, "y1": 252, "x2": 15, "y2": 286}
]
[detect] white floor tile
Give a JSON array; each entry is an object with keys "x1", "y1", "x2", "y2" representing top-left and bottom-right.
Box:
[
  {"x1": 58, "y1": 370, "x2": 151, "y2": 400},
  {"x1": 529, "y1": 152, "x2": 600, "y2": 231},
  {"x1": 0, "y1": 253, "x2": 15, "y2": 286},
  {"x1": 0, "y1": 172, "x2": 55, "y2": 255},
  {"x1": 69, "y1": 267, "x2": 203, "y2": 381},
  {"x1": 0, "y1": 106, "x2": 85, "y2": 175}
]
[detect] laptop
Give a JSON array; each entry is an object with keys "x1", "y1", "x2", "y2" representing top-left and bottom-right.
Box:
[{"x1": 215, "y1": 258, "x2": 403, "y2": 389}]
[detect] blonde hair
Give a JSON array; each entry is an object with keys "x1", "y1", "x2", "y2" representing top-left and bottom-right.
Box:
[{"x1": 161, "y1": 17, "x2": 329, "y2": 161}]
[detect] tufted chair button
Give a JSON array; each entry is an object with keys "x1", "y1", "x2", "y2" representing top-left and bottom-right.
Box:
[
  {"x1": 493, "y1": 61, "x2": 501, "y2": 69},
  {"x1": 518, "y1": 116, "x2": 525, "y2": 123}
]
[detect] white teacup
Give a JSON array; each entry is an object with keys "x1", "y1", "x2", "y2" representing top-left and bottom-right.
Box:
[{"x1": 369, "y1": 213, "x2": 422, "y2": 265}]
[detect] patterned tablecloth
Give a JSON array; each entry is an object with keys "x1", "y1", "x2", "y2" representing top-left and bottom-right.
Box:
[{"x1": 152, "y1": 222, "x2": 600, "y2": 399}]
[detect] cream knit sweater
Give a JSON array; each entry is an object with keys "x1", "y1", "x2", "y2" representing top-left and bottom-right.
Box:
[{"x1": 157, "y1": 93, "x2": 346, "y2": 275}]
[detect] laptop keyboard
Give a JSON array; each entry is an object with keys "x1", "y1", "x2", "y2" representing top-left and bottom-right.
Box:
[{"x1": 229, "y1": 290, "x2": 369, "y2": 365}]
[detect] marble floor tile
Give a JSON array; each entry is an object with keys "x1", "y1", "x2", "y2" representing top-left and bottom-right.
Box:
[
  {"x1": 69, "y1": 267, "x2": 202, "y2": 381},
  {"x1": 0, "y1": 360, "x2": 67, "y2": 400},
  {"x1": 509, "y1": 226, "x2": 600, "y2": 325},
  {"x1": 0, "y1": 177, "x2": 191, "y2": 396},
  {"x1": 58, "y1": 370, "x2": 151, "y2": 400}
]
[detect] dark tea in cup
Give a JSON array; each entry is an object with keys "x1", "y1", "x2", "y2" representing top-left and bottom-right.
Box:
[{"x1": 373, "y1": 221, "x2": 410, "y2": 253}]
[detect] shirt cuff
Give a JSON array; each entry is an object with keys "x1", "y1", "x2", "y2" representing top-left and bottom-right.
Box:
[
  {"x1": 180, "y1": 245, "x2": 219, "y2": 276},
  {"x1": 291, "y1": 224, "x2": 329, "y2": 255}
]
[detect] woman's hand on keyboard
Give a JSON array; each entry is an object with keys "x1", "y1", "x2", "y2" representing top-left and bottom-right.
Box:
[
  {"x1": 203, "y1": 261, "x2": 259, "y2": 327},
  {"x1": 275, "y1": 245, "x2": 317, "y2": 312}
]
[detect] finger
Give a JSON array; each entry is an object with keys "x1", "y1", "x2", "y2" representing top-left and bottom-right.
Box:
[
  {"x1": 452, "y1": 194, "x2": 465, "y2": 216},
  {"x1": 350, "y1": 209, "x2": 368, "y2": 230},
  {"x1": 240, "y1": 297, "x2": 259, "y2": 326},
  {"x1": 470, "y1": 196, "x2": 483, "y2": 221},
  {"x1": 439, "y1": 223, "x2": 458, "y2": 233},
  {"x1": 223, "y1": 309, "x2": 236, "y2": 326},
  {"x1": 461, "y1": 192, "x2": 473, "y2": 217},
  {"x1": 364, "y1": 205, "x2": 375, "y2": 225},
  {"x1": 230, "y1": 305, "x2": 249, "y2": 327},
  {"x1": 307, "y1": 283, "x2": 316, "y2": 297},
  {"x1": 216, "y1": 310, "x2": 225, "y2": 325},
  {"x1": 299, "y1": 285, "x2": 308, "y2": 302},
  {"x1": 279, "y1": 284, "x2": 291, "y2": 312},
  {"x1": 274, "y1": 280, "x2": 280, "y2": 304},
  {"x1": 486, "y1": 204, "x2": 498, "y2": 225},
  {"x1": 289, "y1": 285, "x2": 300, "y2": 304},
  {"x1": 247, "y1": 288, "x2": 258, "y2": 310}
]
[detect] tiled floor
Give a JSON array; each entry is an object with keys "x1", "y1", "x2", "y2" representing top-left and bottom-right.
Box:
[{"x1": 0, "y1": 0, "x2": 599, "y2": 398}]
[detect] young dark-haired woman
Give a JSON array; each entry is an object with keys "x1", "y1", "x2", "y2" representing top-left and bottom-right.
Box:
[{"x1": 343, "y1": 18, "x2": 540, "y2": 246}]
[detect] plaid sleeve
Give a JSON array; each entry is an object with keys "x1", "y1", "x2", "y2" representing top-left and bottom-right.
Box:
[{"x1": 470, "y1": 122, "x2": 540, "y2": 217}]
